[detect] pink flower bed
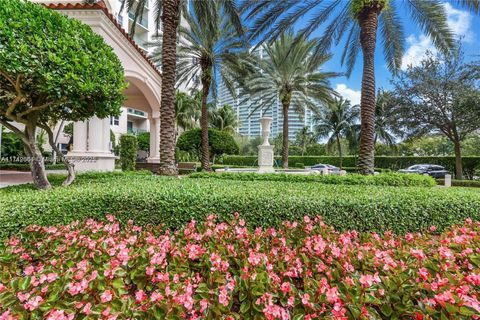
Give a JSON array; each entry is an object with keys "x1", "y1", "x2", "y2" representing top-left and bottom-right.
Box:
[{"x1": 0, "y1": 215, "x2": 479, "y2": 319}]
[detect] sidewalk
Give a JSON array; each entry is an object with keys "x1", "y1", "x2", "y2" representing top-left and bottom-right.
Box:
[{"x1": 0, "y1": 170, "x2": 67, "y2": 188}]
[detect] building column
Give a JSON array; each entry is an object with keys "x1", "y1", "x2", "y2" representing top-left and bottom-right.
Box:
[
  {"x1": 71, "y1": 121, "x2": 87, "y2": 152},
  {"x1": 147, "y1": 116, "x2": 160, "y2": 163},
  {"x1": 67, "y1": 117, "x2": 115, "y2": 172}
]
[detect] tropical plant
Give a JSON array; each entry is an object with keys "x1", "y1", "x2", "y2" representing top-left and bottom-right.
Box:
[
  {"x1": 121, "y1": 0, "x2": 243, "y2": 175},
  {"x1": 315, "y1": 98, "x2": 359, "y2": 168},
  {"x1": 241, "y1": 0, "x2": 479, "y2": 174},
  {"x1": 242, "y1": 32, "x2": 338, "y2": 168},
  {"x1": 0, "y1": 0, "x2": 125, "y2": 189},
  {"x1": 150, "y1": 2, "x2": 245, "y2": 171},
  {"x1": 175, "y1": 90, "x2": 200, "y2": 133},
  {"x1": 209, "y1": 104, "x2": 239, "y2": 134},
  {"x1": 374, "y1": 90, "x2": 396, "y2": 146},
  {"x1": 295, "y1": 126, "x2": 317, "y2": 156}
]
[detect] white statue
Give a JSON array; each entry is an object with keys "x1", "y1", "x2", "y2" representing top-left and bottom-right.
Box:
[{"x1": 258, "y1": 117, "x2": 274, "y2": 173}]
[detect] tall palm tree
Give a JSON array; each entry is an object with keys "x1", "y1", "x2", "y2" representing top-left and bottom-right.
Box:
[
  {"x1": 295, "y1": 126, "x2": 317, "y2": 156},
  {"x1": 150, "y1": 2, "x2": 246, "y2": 171},
  {"x1": 121, "y1": 0, "x2": 242, "y2": 175},
  {"x1": 210, "y1": 104, "x2": 239, "y2": 134},
  {"x1": 241, "y1": 0, "x2": 479, "y2": 174},
  {"x1": 242, "y1": 32, "x2": 338, "y2": 168},
  {"x1": 315, "y1": 98, "x2": 359, "y2": 169},
  {"x1": 175, "y1": 90, "x2": 199, "y2": 133}
]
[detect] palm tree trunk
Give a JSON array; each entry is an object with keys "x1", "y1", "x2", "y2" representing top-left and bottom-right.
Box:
[
  {"x1": 357, "y1": 8, "x2": 379, "y2": 175},
  {"x1": 336, "y1": 133, "x2": 343, "y2": 169},
  {"x1": 282, "y1": 101, "x2": 289, "y2": 169},
  {"x1": 158, "y1": 0, "x2": 180, "y2": 176},
  {"x1": 200, "y1": 68, "x2": 212, "y2": 172}
]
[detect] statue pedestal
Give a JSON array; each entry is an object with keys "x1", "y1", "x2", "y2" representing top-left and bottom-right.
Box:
[{"x1": 258, "y1": 145, "x2": 275, "y2": 173}]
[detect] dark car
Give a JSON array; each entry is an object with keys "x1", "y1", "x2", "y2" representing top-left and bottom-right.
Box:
[
  {"x1": 310, "y1": 164, "x2": 341, "y2": 174},
  {"x1": 398, "y1": 164, "x2": 449, "y2": 178}
]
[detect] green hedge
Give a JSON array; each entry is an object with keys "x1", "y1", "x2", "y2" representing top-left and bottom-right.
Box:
[
  {"x1": 189, "y1": 172, "x2": 437, "y2": 187},
  {"x1": 119, "y1": 134, "x2": 137, "y2": 171},
  {"x1": 219, "y1": 156, "x2": 480, "y2": 178},
  {"x1": 0, "y1": 163, "x2": 66, "y2": 171},
  {"x1": 436, "y1": 179, "x2": 480, "y2": 188},
  {"x1": 1, "y1": 172, "x2": 479, "y2": 237}
]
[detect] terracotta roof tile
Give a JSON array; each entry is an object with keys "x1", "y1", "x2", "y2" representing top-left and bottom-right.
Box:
[{"x1": 43, "y1": 1, "x2": 162, "y2": 78}]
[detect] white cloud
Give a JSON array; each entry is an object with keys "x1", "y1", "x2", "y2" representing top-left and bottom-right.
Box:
[
  {"x1": 400, "y1": 3, "x2": 473, "y2": 70},
  {"x1": 335, "y1": 84, "x2": 361, "y2": 106},
  {"x1": 400, "y1": 34, "x2": 437, "y2": 70},
  {"x1": 443, "y1": 2, "x2": 473, "y2": 42}
]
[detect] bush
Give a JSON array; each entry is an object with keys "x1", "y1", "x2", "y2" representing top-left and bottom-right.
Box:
[
  {"x1": 119, "y1": 134, "x2": 137, "y2": 171},
  {"x1": 0, "y1": 216, "x2": 479, "y2": 319},
  {"x1": 436, "y1": 179, "x2": 480, "y2": 188},
  {"x1": 220, "y1": 156, "x2": 480, "y2": 178},
  {"x1": 177, "y1": 129, "x2": 239, "y2": 162},
  {"x1": 1, "y1": 173, "x2": 479, "y2": 237},
  {"x1": 0, "y1": 130, "x2": 24, "y2": 158},
  {"x1": 188, "y1": 172, "x2": 437, "y2": 187},
  {"x1": 137, "y1": 131, "x2": 150, "y2": 153}
]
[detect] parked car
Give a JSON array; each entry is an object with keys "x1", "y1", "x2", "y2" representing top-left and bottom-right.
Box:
[
  {"x1": 310, "y1": 164, "x2": 341, "y2": 174},
  {"x1": 398, "y1": 164, "x2": 449, "y2": 178}
]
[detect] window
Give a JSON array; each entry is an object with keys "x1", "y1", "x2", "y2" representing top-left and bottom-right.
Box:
[
  {"x1": 58, "y1": 143, "x2": 69, "y2": 155},
  {"x1": 110, "y1": 116, "x2": 119, "y2": 126},
  {"x1": 127, "y1": 121, "x2": 133, "y2": 133},
  {"x1": 117, "y1": 14, "x2": 123, "y2": 25}
]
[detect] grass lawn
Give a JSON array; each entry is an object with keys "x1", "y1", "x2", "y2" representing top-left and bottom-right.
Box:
[{"x1": 1, "y1": 171, "x2": 478, "y2": 237}]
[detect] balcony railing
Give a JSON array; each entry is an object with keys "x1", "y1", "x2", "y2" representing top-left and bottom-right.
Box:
[
  {"x1": 127, "y1": 128, "x2": 148, "y2": 135},
  {"x1": 128, "y1": 11, "x2": 148, "y2": 29}
]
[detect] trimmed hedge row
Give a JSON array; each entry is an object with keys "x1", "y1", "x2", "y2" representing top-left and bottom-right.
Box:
[
  {"x1": 219, "y1": 156, "x2": 480, "y2": 177},
  {"x1": 436, "y1": 179, "x2": 480, "y2": 188},
  {"x1": 1, "y1": 173, "x2": 479, "y2": 237},
  {"x1": 189, "y1": 172, "x2": 437, "y2": 187},
  {"x1": 0, "y1": 163, "x2": 66, "y2": 171}
]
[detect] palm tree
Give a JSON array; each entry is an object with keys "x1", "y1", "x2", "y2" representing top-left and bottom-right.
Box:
[
  {"x1": 175, "y1": 90, "x2": 200, "y2": 134},
  {"x1": 241, "y1": 0, "x2": 479, "y2": 174},
  {"x1": 295, "y1": 126, "x2": 317, "y2": 156},
  {"x1": 210, "y1": 104, "x2": 239, "y2": 134},
  {"x1": 242, "y1": 32, "x2": 338, "y2": 168},
  {"x1": 374, "y1": 89, "x2": 395, "y2": 146},
  {"x1": 121, "y1": 0, "x2": 242, "y2": 175},
  {"x1": 315, "y1": 98, "x2": 359, "y2": 169},
  {"x1": 150, "y1": 2, "x2": 245, "y2": 171}
]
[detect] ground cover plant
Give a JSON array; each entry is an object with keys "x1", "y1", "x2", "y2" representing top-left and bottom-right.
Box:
[
  {"x1": 1, "y1": 172, "x2": 479, "y2": 238},
  {"x1": 0, "y1": 215, "x2": 479, "y2": 319},
  {"x1": 188, "y1": 172, "x2": 437, "y2": 187}
]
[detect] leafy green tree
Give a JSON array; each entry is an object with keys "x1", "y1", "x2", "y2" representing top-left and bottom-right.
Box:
[
  {"x1": 390, "y1": 49, "x2": 480, "y2": 179},
  {"x1": 177, "y1": 128, "x2": 239, "y2": 163},
  {"x1": 150, "y1": 2, "x2": 245, "y2": 171},
  {"x1": 315, "y1": 98, "x2": 359, "y2": 168},
  {"x1": 0, "y1": 128, "x2": 24, "y2": 158},
  {"x1": 119, "y1": 134, "x2": 138, "y2": 171},
  {"x1": 137, "y1": 132, "x2": 150, "y2": 154},
  {"x1": 0, "y1": 0, "x2": 125, "y2": 189},
  {"x1": 242, "y1": 32, "x2": 338, "y2": 168},
  {"x1": 210, "y1": 104, "x2": 239, "y2": 134},
  {"x1": 241, "y1": 0, "x2": 479, "y2": 174},
  {"x1": 122, "y1": 0, "x2": 242, "y2": 176}
]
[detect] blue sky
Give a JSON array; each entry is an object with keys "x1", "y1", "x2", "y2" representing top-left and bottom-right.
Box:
[{"x1": 267, "y1": 1, "x2": 480, "y2": 105}]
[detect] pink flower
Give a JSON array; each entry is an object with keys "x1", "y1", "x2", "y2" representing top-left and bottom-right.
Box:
[
  {"x1": 101, "y1": 290, "x2": 113, "y2": 303},
  {"x1": 280, "y1": 282, "x2": 291, "y2": 294},
  {"x1": 359, "y1": 273, "x2": 381, "y2": 288},
  {"x1": 200, "y1": 299, "x2": 209, "y2": 313},
  {"x1": 326, "y1": 287, "x2": 339, "y2": 303},
  {"x1": 23, "y1": 296, "x2": 43, "y2": 311},
  {"x1": 135, "y1": 290, "x2": 147, "y2": 303},
  {"x1": 301, "y1": 293, "x2": 310, "y2": 305},
  {"x1": 82, "y1": 303, "x2": 92, "y2": 315}
]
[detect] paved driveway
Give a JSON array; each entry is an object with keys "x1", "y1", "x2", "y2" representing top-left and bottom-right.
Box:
[{"x1": 0, "y1": 170, "x2": 33, "y2": 188}]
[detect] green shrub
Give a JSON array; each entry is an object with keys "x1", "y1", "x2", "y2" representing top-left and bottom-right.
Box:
[
  {"x1": 119, "y1": 134, "x2": 137, "y2": 171},
  {"x1": 436, "y1": 179, "x2": 480, "y2": 188},
  {"x1": 0, "y1": 130, "x2": 24, "y2": 157},
  {"x1": 137, "y1": 131, "x2": 150, "y2": 152},
  {"x1": 177, "y1": 129, "x2": 239, "y2": 162},
  {"x1": 220, "y1": 156, "x2": 480, "y2": 178},
  {"x1": 1, "y1": 173, "x2": 478, "y2": 237},
  {"x1": 188, "y1": 172, "x2": 437, "y2": 187}
]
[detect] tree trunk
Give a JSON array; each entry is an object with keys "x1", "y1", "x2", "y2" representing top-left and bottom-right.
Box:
[
  {"x1": 282, "y1": 101, "x2": 290, "y2": 169},
  {"x1": 25, "y1": 125, "x2": 51, "y2": 190},
  {"x1": 453, "y1": 139, "x2": 463, "y2": 179},
  {"x1": 41, "y1": 124, "x2": 76, "y2": 186},
  {"x1": 357, "y1": 7, "x2": 379, "y2": 175},
  {"x1": 158, "y1": 0, "x2": 180, "y2": 176},
  {"x1": 336, "y1": 133, "x2": 343, "y2": 169},
  {"x1": 200, "y1": 68, "x2": 212, "y2": 172}
]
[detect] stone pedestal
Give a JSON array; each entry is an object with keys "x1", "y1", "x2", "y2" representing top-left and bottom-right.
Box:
[
  {"x1": 444, "y1": 174, "x2": 451, "y2": 187},
  {"x1": 258, "y1": 145, "x2": 275, "y2": 173}
]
